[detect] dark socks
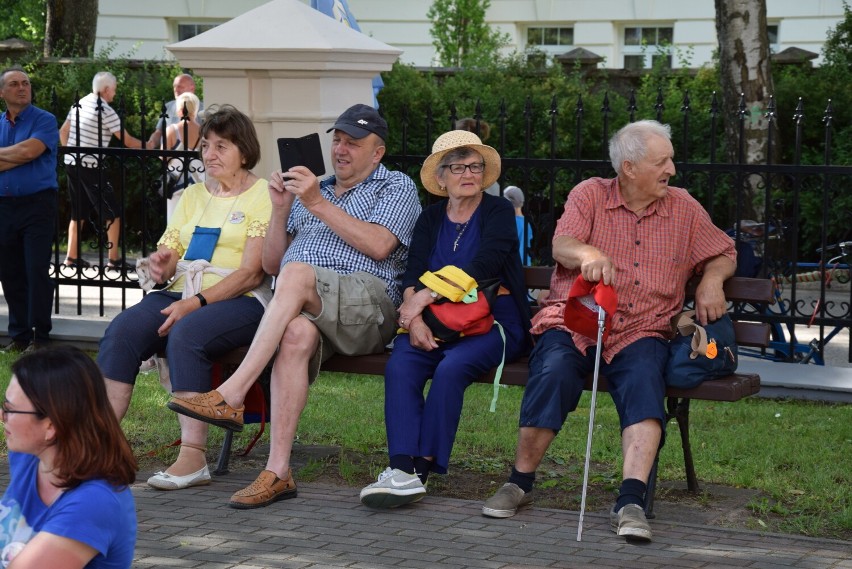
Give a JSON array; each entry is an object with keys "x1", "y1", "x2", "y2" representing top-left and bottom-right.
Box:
[
  {"x1": 413, "y1": 457, "x2": 433, "y2": 484},
  {"x1": 389, "y1": 455, "x2": 415, "y2": 474},
  {"x1": 615, "y1": 478, "x2": 647, "y2": 511},
  {"x1": 508, "y1": 466, "x2": 535, "y2": 493}
]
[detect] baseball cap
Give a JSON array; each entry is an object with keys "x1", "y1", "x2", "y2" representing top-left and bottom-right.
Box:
[
  {"x1": 326, "y1": 104, "x2": 388, "y2": 142},
  {"x1": 563, "y1": 275, "x2": 618, "y2": 343}
]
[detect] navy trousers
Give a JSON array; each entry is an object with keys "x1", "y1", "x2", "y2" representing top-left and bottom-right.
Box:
[
  {"x1": 97, "y1": 291, "x2": 265, "y2": 392},
  {"x1": 0, "y1": 190, "x2": 57, "y2": 343}
]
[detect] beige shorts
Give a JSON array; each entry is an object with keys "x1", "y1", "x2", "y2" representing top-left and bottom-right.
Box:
[{"x1": 302, "y1": 266, "x2": 397, "y2": 383}]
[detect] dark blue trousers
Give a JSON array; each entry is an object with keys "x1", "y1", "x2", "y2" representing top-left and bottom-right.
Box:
[
  {"x1": 0, "y1": 190, "x2": 57, "y2": 343},
  {"x1": 97, "y1": 291, "x2": 265, "y2": 392},
  {"x1": 384, "y1": 297, "x2": 526, "y2": 474}
]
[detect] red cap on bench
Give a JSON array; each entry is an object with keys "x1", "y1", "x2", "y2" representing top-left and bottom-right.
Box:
[{"x1": 563, "y1": 275, "x2": 618, "y2": 343}]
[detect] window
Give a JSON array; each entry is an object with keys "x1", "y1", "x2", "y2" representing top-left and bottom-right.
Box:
[
  {"x1": 177, "y1": 23, "x2": 221, "y2": 42},
  {"x1": 622, "y1": 26, "x2": 673, "y2": 69},
  {"x1": 767, "y1": 24, "x2": 779, "y2": 53},
  {"x1": 527, "y1": 26, "x2": 574, "y2": 48}
]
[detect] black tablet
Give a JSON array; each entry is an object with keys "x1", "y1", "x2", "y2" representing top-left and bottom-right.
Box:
[{"x1": 277, "y1": 133, "x2": 326, "y2": 177}]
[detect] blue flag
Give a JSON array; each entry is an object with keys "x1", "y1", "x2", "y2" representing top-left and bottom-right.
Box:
[{"x1": 311, "y1": 0, "x2": 385, "y2": 108}]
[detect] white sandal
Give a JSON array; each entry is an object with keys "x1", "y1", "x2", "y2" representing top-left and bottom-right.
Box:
[{"x1": 147, "y1": 443, "x2": 211, "y2": 490}]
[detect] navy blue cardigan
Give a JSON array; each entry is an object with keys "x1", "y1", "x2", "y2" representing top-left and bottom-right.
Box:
[{"x1": 402, "y1": 193, "x2": 532, "y2": 352}]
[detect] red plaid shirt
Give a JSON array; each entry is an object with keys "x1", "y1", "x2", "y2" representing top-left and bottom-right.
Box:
[{"x1": 531, "y1": 177, "x2": 736, "y2": 362}]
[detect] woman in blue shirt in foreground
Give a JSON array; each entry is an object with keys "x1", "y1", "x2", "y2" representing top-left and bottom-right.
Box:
[{"x1": 0, "y1": 346, "x2": 137, "y2": 568}]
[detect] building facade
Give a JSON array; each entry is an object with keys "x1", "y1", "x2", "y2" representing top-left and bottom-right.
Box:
[{"x1": 95, "y1": 0, "x2": 845, "y2": 68}]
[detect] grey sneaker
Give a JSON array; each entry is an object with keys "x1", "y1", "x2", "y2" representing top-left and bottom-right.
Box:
[
  {"x1": 360, "y1": 468, "x2": 426, "y2": 508},
  {"x1": 610, "y1": 504, "x2": 652, "y2": 541},
  {"x1": 482, "y1": 482, "x2": 533, "y2": 518}
]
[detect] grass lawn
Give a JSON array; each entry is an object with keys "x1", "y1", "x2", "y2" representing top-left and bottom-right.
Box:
[{"x1": 1, "y1": 353, "x2": 849, "y2": 539}]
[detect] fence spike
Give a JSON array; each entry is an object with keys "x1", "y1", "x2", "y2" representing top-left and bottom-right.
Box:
[
  {"x1": 793, "y1": 97, "x2": 805, "y2": 124},
  {"x1": 822, "y1": 99, "x2": 834, "y2": 127},
  {"x1": 737, "y1": 93, "x2": 749, "y2": 122}
]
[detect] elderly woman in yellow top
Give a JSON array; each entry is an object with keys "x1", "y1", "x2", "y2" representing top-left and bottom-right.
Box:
[{"x1": 97, "y1": 105, "x2": 272, "y2": 491}]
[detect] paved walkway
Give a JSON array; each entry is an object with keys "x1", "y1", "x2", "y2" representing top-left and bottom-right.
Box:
[
  {"x1": 128, "y1": 469, "x2": 850, "y2": 569},
  {"x1": 1, "y1": 283, "x2": 851, "y2": 567}
]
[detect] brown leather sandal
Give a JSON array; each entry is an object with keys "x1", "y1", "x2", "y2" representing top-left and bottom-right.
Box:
[
  {"x1": 167, "y1": 390, "x2": 245, "y2": 431},
  {"x1": 229, "y1": 469, "x2": 297, "y2": 509}
]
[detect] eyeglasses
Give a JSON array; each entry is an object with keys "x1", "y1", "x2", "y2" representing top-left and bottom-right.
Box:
[
  {"x1": 442, "y1": 162, "x2": 485, "y2": 175},
  {"x1": 1, "y1": 401, "x2": 43, "y2": 420}
]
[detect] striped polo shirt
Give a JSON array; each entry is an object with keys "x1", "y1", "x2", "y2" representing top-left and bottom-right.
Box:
[{"x1": 63, "y1": 92, "x2": 121, "y2": 168}]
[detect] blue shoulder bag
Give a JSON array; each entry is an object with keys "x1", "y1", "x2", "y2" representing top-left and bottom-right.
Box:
[{"x1": 665, "y1": 310, "x2": 738, "y2": 389}]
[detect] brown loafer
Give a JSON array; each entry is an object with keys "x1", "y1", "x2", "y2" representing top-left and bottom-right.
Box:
[
  {"x1": 229, "y1": 469, "x2": 298, "y2": 509},
  {"x1": 167, "y1": 390, "x2": 245, "y2": 432}
]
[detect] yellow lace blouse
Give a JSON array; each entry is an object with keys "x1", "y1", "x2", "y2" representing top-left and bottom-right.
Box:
[{"x1": 157, "y1": 178, "x2": 270, "y2": 292}]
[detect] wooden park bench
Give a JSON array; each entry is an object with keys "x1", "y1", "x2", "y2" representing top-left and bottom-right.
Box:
[{"x1": 212, "y1": 267, "x2": 774, "y2": 517}]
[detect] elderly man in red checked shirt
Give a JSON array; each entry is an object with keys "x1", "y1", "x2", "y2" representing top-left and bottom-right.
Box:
[{"x1": 481, "y1": 120, "x2": 736, "y2": 542}]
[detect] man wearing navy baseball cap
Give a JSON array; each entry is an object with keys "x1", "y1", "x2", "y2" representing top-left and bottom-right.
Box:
[
  {"x1": 169, "y1": 103, "x2": 421, "y2": 509},
  {"x1": 326, "y1": 103, "x2": 389, "y2": 142}
]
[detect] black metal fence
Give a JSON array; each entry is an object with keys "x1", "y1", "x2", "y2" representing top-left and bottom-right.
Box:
[
  {"x1": 47, "y1": 92, "x2": 852, "y2": 363},
  {"x1": 51, "y1": 96, "x2": 199, "y2": 315}
]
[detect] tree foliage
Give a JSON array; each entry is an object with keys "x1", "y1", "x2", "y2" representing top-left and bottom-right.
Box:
[
  {"x1": 822, "y1": 0, "x2": 852, "y2": 70},
  {"x1": 427, "y1": 0, "x2": 510, "y2": 67},
  {"x1": 0, "y1": 0, "x2": 45, "y2": 45}
]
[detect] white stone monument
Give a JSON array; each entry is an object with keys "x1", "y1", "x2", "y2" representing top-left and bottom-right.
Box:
[{"x1": 167, "y1": 0, "x2": 402, "y2": 179}]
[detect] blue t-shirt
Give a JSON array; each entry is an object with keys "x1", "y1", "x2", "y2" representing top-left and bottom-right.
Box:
[
  {"x1": 515, "y1": 215, "x2": 532, "y2": 265},
  {"x1": 0, "y1": 105, "x2": 59, "y2": 197},
  {"x1": 0, "y1": 453, "x2": 136, "y2": 569}
]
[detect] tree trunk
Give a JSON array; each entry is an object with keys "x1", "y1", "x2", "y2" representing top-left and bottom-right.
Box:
[
  {"x1": 715, "y1": 0, "x2": 775, "y2": 222},
  {"x1": 44, "y1": 0, "x2": 99, "y2": 57}
]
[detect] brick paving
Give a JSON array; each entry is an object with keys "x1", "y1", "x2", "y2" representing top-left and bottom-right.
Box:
[{"x1": 129, "y1": 469, "x2": 850, "y2": 569}]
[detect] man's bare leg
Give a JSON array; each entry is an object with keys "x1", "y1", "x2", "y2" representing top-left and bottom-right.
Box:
[
  {"x1": 514, "y1": 426, "x2": 556, "y2": 473},
  {"x1": 215, "y1": 262, "x2": 322, "y2": 408},
  {"x1": 621, "y1": 419, "x2": 661, "y2": 482},
  {"x1": 263, "y1": 316, "x2": 319, "y2": 480},
  {"x1": 64, "y1": 219, "x2": 84, "y2": 264}
]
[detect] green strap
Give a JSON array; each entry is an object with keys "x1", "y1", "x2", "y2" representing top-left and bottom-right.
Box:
[{"x1": 489, "y1": 321, "x2": 507, "y2": 413}]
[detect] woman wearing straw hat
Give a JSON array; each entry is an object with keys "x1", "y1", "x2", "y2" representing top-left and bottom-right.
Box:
[{"x1": 359, "y1": 130, "x2": 532, "y2": 508}]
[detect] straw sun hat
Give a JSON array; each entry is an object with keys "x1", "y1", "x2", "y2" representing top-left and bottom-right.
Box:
[{"x1": 420, "y1": 130, "x2": 501, "y2": 196}]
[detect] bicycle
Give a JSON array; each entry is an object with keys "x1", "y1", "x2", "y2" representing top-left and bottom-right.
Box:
[{"x1": 732, "y1": 237, "x2": 851, "y2": 365}]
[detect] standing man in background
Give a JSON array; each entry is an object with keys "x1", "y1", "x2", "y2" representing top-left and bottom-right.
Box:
[
  {"x1": 148, "y1": 73, "x2": 202, "y2": 148},
  {"x1": 60, "y1": 71, "x2": 143, "y2": 272},
  {"x1": 0, "y1": 67, "x2": 60, "y2": 353}
]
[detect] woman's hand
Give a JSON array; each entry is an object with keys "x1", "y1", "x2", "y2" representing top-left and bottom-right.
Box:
[
  {"x1": 149, "y1": 249, "x2": 174, "y2": 284},
  {"x1": 397, "y1": 288, "x2": 433, "y2": 325},
  {"x1": 407, "y1": 316, "x2": 439, "y2": 351},
  {"x1": 157, "y1": 296, "x2": 202, "y2": 336}
]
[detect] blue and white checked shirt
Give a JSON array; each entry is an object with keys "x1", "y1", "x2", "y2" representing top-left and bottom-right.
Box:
[{"x1": 283, "y1": 164, "x2": 421, "y2": 306}]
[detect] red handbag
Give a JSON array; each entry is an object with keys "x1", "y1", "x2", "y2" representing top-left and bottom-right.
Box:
[
  {"x1": 407, "y1": 266, "x2": 507, "y2": 412},
  {"x1": 416, "y1": 266, "x2": 500, "y2": 342}
]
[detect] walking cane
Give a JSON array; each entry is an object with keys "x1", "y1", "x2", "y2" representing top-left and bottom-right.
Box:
[{"x1": 576, "y1": 305, "x2": 606, "y2": 542}]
